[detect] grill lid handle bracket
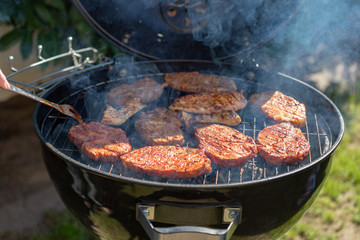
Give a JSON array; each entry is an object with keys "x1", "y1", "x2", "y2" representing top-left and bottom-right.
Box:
[{"x1": 137, "y1": 204, "x2": 242, "y2": 240}]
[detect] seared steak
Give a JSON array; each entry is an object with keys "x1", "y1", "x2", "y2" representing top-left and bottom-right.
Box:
[
  {"x1": 249, "y1": 91, "x2": 274, "y2": 108},
  {"x1": 135, "y1": 108, "x2": 184, "y2": 146},
  {"x1": 180, "y1": 111, "x2": 241, "y2": 128},
  {"x1": 256, "y1": 122, "x2": 310, "y2": 165},
  {"x1": 120, "y1": 145, "x2": 212, "y2": 178},
  {"x1": 251, "y1": 91, "x2": 307, "y2": 127},
  {"x1": 195, "y1": 124, "x2": 258, "y2": 167},
  {"x1": 164, "y1": 71, "x2": 237, "y2": 93},
  {"x1": 107, "y1": 77, "x2": 165, "y2": 106},
  {"x1": 68, "y1": 121, "x2": 131, "y2": 162},
  {"x1": 169, "y1": 91, "x2": 247, "y2": 114},
  {"x1": 101, "y1": 98, "x2": 147, "y2": 126},
  {"x1": 137, "y1": 107, "x2": 182, "y2": 128}
]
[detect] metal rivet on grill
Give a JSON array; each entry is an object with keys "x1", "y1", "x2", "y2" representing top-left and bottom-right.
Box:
[
  {"x1": 143, "y1": 209, "x2": 150, "y2": 216},
  {"x1": 120, "y1": 69, "x2": 127, "y2": 77},
  {"x1": 228, "y1": 211, "x2": 237, "y2": 219},
  {"x1": 138, "y1": 205, "x2": 155, "y2": 221},
  {"x1": 223, "y1": 207, "x2": 242, "y2": 223},
  {"x1": 247, "y1": 71, "x2": 255, "y2": 80}
]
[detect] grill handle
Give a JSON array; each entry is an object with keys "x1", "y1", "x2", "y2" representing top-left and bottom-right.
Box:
[{"x1": 137, "y1": 203, "x2": 242, "y2": 240}]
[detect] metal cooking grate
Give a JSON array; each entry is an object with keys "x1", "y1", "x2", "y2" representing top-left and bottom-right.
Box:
[{"x1": 39, "y1": 73, "x2": 332, "y2": 185}]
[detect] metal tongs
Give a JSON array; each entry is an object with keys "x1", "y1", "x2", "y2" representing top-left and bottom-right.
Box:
[
  {"x1": 0, "y1": 37, "x2": 114, "y2": 124},
  {"x1": 8, "y1": 84, "x2": 83, "y2": 123},
  {"x1": 0, "y1": 70, "x2": 82, "y2": 123}
]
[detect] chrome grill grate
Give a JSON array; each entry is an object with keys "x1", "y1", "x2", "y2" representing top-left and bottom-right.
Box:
[{"x1": 39, "y1": 72, "x2": 332, "y2": 186}]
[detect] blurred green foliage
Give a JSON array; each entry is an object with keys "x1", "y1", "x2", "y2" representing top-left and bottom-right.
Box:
[
  {"x1": 0, "y1": 0, "x2": 117, "y2": 61},
  {"x1": 32, "y1": 210, "x2": 95, "y2": 240}
]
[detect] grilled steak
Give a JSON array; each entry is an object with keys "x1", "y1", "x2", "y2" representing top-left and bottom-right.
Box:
[
  {"x1": 251, "y1": 91, "x2": 307, "y2": 127},
  {"x1": 195, "y1": 124, "x2": 258, "y2": 167},
  {"x1": 120, "y1": 145, "x2": 212, "y2": 178},
  {"x1": 68, "y1": 121, "x2": 131, "y2": 162},
  {"x1": 137, "y1": 107, "x2": 182, "y2": 128},
  {"x1": 249, "y1": 91, "x2": 274, "y2": 108},
  {"x1": 256, "y1": 122, "x2": 310, "y2": 165},
  {"x1": 169, "y1": 91, "x2": 247, "y2": 114},
  {"x1": 135, "y1": 108, "x2": 184, "y2": 146},
  {"x1": 101, "y1": 98, "x2": 147, "y2": 126},
  {"x1": 107, "y1": 77, "x2": 165, "y2": 106},
  {"x1": 165, "y1": 71, "x2": 237, "y2": 93},
  {"x1": 180, "y1": 111, "x2": 241, "y2": 128}
]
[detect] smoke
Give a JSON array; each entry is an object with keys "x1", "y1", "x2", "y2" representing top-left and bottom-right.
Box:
[
  {"x1": 81, "y1": 0, "x2": 360, "y2": 89},
  {"x1": 163, "y1": 0, "x2": 360, "y2": 89},
  {"x1": 189, "y1": 0, "x2": 275, "y2": 48},
  {"x1": 252, "y1": 0, "x2": 360, "y2": 89},
  {"x1": 189, "y1": 1, "x2": 250, "y2": 48},
  {"x1": 147, "y1": 0, "x2": 313, "y2": 60}
]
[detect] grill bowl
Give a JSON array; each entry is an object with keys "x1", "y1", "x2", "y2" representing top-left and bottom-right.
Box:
[{"x1": 33, "y1": 60, "x2": 344, "y2": 239}]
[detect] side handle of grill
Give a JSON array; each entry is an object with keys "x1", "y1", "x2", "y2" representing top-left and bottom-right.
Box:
[{"x1": 137, "y1": 203, "x2": 242, "y2": 240}]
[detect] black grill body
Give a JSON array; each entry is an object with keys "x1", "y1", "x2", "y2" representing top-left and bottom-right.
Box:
[{"x1": 33, "y1": 61, "x2": 344, "y2": 239}]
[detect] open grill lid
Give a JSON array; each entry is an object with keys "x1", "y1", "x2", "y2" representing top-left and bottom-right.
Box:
[{"x1": 72, "y1": 0, "x2": 307, "y2": 61}]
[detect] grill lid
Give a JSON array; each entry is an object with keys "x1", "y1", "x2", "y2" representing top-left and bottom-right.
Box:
[{"x1": 72, "y1": 0, "x2": 307, "y2": 61}]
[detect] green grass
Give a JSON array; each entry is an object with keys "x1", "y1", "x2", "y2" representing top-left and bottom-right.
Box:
[
  {"x1": 283, "y1": 222, "x2": 321, "y2": 240},
  {"x1": 282, "y1": 97, "x2": 360, "y2": 239},
  {"x1": 30, "y1": 210, "x2": 94, "y2": 240},
  {"x1": 320, "y1": 99, "x2": 360, "y2": 223},
  {"x1": 30, "y1": 211, "x2": 95, "y2": 240},
  {"x1": 0, "y1": 210, "x2": 94, "y2": 240}
]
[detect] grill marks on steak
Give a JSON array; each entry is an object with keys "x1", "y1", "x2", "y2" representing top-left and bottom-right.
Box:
[
  {"x1": 256, "y1": 122, "x2": 310, "y2": 165},
  {"x1": 168, "y1": 91, "x2": 247, "y2": 114},
  {"x1": 103, "y1": 77, "x2": 165, "y2": 126},
  {"x1": 164, "y1": 71, "x2": 237, "y2": 93},
  {"x1": 107, "y1": 77, "x2": 165, "y2": 106},
  {"x1": 68, "y1": 122, "x2": 131, "y2": 162},
  {"x1": 135, "y1": 108, "x2": 184, "y2": 146},
  {"x1": 251, "y1": 91, "x2": 307, "y2": 127},
  {"x1": 195, "y1": 124, "x2": 258, "y2": 167},
  {"x1": 120, "y1": 145, "x2": 212, "y2": 178},
  {"x1": 67, "y1": 72, "x2": 313, "y2": 179},
  {"x1": 179, "y1": 111, "x2": 242, "y2": 128},
  {"x1": 166, "y1": 73, "x2": 243, "y2": 127},
  {"x1": 101, "y1": 98, "x2": 147, "y2": 126}
]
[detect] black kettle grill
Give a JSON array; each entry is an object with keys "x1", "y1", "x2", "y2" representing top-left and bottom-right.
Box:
[{"x1": 5, "y1": 0, "x2": 344, "y2": 239}]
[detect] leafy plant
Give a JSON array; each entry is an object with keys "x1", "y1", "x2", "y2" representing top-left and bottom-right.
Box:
[
  {"x1": 0, "y1": 0, "x2": 116, "y2": 61},
  {"x1": 32, "y1": 210, "x2": 95, "y2": 240}
]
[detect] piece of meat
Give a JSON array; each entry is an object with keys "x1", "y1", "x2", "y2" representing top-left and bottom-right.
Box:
[
  {"x1": 120, "y1": 145, "x2": 212, "y2": 178},
  {"x1": 107, "y1": 83, "x2": 134, "y2": 106},
  {"x1": 168, "y1": 90, "x2": 247, "y2": 114},
  {"x1": 107, "y1": 77, "x2": 165, "y2": 106},
  {"x1": 180, "y1": 111, "x2": 241, "y2": 128},
  {"x1": 164, "y1": 71, "x2": 237, "y2": 93},
  {"x1": 137, "y1": 108, "x2": 182, "y2": 128},
  {"x1": 68, "y1": 121, "x2": 131, "y2": 162},
  {"x1": 249, "y1": 91, "x2": 274, "y2": 108},
  {"x1": 101, "y1": 98, "x2": 147, "y2": 126},
  {"x1": 256, "y1": 122, "x2": 310, "y2": 165},
  {"x1": 135, "y1": 108, "x2": 184, "y2": 146},
  {"x1": 251, "y1": 91, "x2": 307, "y2": 127},
  {"x1": 195, "y1": 124, "x2": 258, "y2": 167}
]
